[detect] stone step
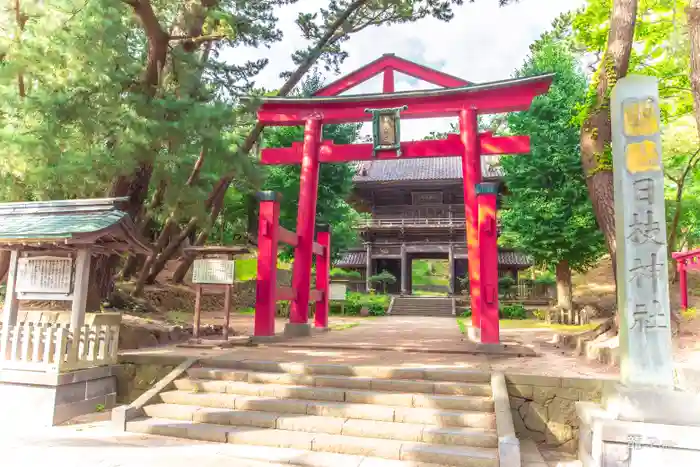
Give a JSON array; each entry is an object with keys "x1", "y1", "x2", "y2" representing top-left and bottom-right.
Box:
[
  {"x1": 186, "y1": 368, "x2": 492, "y2": 396},
  {"x1": 173, "y1": 379, "x2": 494, "y2": 412},
  {"x1": 159, "y1": 391, "x2": 497, "y2": 429},
  {"x1": 144, "y1": 403, "x2": 498, "y2": 448},
  {"x1": 196, "y1": 360, "x2": 491, "y2": 384},
  {"x1": 127, "y1": 417, "x2": 499, "y2": 467}
]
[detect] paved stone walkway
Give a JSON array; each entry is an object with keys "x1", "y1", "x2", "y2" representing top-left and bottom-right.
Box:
[{"x1": 122, "y1": 316, "x2": 619, "y2": 379}]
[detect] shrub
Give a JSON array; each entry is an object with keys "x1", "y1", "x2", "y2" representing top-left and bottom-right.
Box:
[
  {"x1": 534, "y1": 271, "x2": 556, "y2": 286},
  {"x1": 331, "y1": 292, "x2": 390, "y2": 316},
  {"x1": 532, "y1": 309, "x2": 547, "y2": 321},
  {"x1": 369, "y1": 270, "x2": 397, "y2": 294},
  {"x1": 459, "y1": 309, "x2": 472, "y2": 318},
  {"x1": 330, "y1": 268, "x2": 362, "y2": 279},
  {"x1": 500, "y1": 303, "x2": 527, "y2": 320},
  {"x1": 681, "y1": 307, "x2": 697, "y2": 321}
]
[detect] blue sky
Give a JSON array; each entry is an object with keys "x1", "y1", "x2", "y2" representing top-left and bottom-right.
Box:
[{"x1": 233, "y1": 0, "x2": 586, "y2": 140}]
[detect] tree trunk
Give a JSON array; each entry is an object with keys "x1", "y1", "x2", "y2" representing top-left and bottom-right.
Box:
[
  {"x1": 555, "y1": 260, "x2": 573, "y2": 311},
  {"x1": 580, "y1": 0, "x2": 638, "y2": 287},
  {"x1": 688, "y1": 1, "x2": 700, "y2": 143}
]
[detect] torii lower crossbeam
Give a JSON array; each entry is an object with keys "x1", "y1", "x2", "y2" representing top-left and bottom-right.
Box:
[{"x1": 259, "y1": 133, "x2": 531, "y2": 165}]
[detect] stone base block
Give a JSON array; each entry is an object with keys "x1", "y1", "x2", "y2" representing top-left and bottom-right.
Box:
[
  {"x1": 0, "y1": 365, "x2": 118, "y2": 428},
  {"x1": 577, "y1": 396, "x2": 700, "y2": 467},
  {"x1": 284, "y1": 323, "x2": 312, "y2": 338},
  {"x1": 466, "y1": 324, "x2": 481, "y2": 342},
  {"x1": 602, "y1": 383, "x2": 700, "y2": 427}
]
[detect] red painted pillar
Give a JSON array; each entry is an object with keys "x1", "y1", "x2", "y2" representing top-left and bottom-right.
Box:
[
  {"x1": 383, "y1": 68, "x2": 395, "y2": 93},
  {"x1": 315, "y1": 224, "x2": 331, "y2": 329},
  {"x1": 289, "y1": 117, "x2": 322, "y2": 326},
  {"x1": 477, "y1": 183, "x2": 500, "y2": 344},
  {"x1": 679, "y1": 260, "x2": 688, "y2": 310},
  {"x1": 254, "y1": 191, "x2": 281, "y2": 337},
  {"x1": 459, "y1": 108, "x2": 482, "y2": 335}
]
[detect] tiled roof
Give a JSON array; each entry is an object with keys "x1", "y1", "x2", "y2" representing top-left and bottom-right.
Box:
[
  {"x1": 354, "y1": 157, "x2": 462, "y2": 183},
  {"x1": 353, "y1": 156, "x2": 504, "y2": 183},
  {"x1": 336, "y1": 249, "x2": 532, "y2": 268},
  {"x1": 0, "y1": 198, "x2": 151, "y2": 253}
]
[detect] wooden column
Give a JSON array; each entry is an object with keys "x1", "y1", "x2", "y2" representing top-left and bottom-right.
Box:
[
  {"x1": 70, "y1": 249, "x2": 92, "y2": 331},
  {"x1": 460, "y1": 108, "x2": 482, "y2": 335},
  {"x1": 315, "y1": 224, "x2": 331, "y2": 329},
  {"x1": 254, "y1": 191, "x2": 281, "y2": 337},
  {"x1": 365, "y1": 243, "x2": 372, "y2": 292},
  {"x1": 400, "y1": 243, "x2": 408, "y2": 296},
  {"x1": 290, "y1": 117, "x2": 321, "y2": 324},
  {"x1": 1, "y1": 250, "x2": 20, "y2": 354},
  {"x1": 448, "y1": 244, "x2": 455, "y2": 296}
]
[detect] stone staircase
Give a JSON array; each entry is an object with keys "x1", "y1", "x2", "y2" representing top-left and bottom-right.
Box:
[
  {"x1": 126, "y1": 361, "x2": 500, "y2": 466},
  {"x1": 391, "y1": 297, "x2": 454, "y2": 317}
]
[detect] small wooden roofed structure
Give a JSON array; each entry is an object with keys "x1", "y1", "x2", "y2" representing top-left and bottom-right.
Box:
[{"x1": 0, "y1": 197, "x2": 151, "y2": 254}]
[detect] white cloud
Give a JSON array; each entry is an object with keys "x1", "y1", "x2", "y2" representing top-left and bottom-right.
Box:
[{"x1": 229, "y1": 0, "x2": 586, "y2": 140}]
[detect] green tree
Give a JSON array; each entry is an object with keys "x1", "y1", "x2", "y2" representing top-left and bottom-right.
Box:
[
  {"x1": 369, "y1": 270, "x2": 397, "y2": 294},
  {"x1": 500, "y1": 39, "x2": 606, "y2": 312}
]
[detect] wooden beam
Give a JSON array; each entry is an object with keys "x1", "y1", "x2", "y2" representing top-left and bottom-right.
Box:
[
  {"x1": 277, "y1": 286, "x2": 296, "y2": 301},
  {"x1": 260, "y1": 134, "x2": 530, "y2": 165},
  {"x1": 314, "y1": 54, "x2": 470, "y2": 97},
  {"x1": 257, "y1": 79, "x2": 552, "y2": 125},
  {"x1": 309, "y1": 289, "x2": 323, "y2": 303},
  {"x1": 278, "y1": 226, "x2": 298, "y2": 247}
]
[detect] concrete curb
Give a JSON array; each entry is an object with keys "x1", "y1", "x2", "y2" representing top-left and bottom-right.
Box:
[
  {"x1": 491, "y1": 372, "x2": 520, "y2": 467},
  {"x1": 111, "y1": 357, "x2": 197, "y2": 431}
]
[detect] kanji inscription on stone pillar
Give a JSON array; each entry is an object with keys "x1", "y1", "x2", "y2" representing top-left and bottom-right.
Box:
[{"x1": 612, "y1": 75, "x2": 673, "y2": 388}]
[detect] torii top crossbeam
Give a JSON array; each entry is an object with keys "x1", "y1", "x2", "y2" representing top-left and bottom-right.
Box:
[{"x1": 250, "y1": 54, "x2": 552, "y2": 165}]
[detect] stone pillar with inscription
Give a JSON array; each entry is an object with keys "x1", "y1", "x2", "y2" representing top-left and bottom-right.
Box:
[
  {"x1": 400, "y1": 243, "x2": 408, "y2": 296},
  {"x1": 576, "y1": 75, "x2": 700, "y2": 467}
]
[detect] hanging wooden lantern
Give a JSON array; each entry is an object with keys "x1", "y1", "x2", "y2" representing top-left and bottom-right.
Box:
[{"x1": 365, "y1": 105, "x2": 407, "y2": 157}]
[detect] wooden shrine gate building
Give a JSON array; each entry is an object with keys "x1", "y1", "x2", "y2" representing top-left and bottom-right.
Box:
[{"x1": 251, "y1": 54, "x2": 552, "y2": 344}]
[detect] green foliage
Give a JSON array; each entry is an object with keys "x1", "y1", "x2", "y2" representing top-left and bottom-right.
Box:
[
  {"x1": 330, "y1": 292, "x2": 390, "y2": 316},
  {"x1": 662, "y1": 116, "x2": 700, "y2": 251},
  {"x1": 500, "y1": 35, "x2": 605, "y2": 274},
  {"x1": 369, "y1": 270, "x2": 397, "y2": 293},
  {"x1": 532, "y1": 309, "x2": 548, "y2": 321},
  {"x1": 330, "y1": 268, "x2": 362, "y2": 279},
  {"x1": 573, "y1": 0, "x2": 692, "y2": 122},
  {"x1": 499, "y1": 304, "x2": 527, "y2": 320},
  {"x1": 534, "y1": 271, "x2": 556, "y2": 286}
]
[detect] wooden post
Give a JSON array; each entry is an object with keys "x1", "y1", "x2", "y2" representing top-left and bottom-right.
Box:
[
  {"x1": 365, "y1": 243, "x2": 372, "y2": 292},
  {"x1": 315, "y1": 224, "x2": 331, "y2": 329},
  {"x1": 1, "y1": 250, "x2": 20, "y2": 357},
  {"x1": 400, "y1": 243, "x2": 408, "y2": 296},
  {"x1": 223, "y1": 285, "x2": 231, "y2": 340},
  {"x1": 290, "y1": 117, "x2": 321, "y2": 325},
  {"x1": 254, "y1": 191, "x2": 282, "y2": 337},
  {"x1": 70, "y1": 249, "x2": 91, "y2": 331},
  {"x1": 448, "y1": 244, "x2": 455, "y2": 296},
  {"x1": 460, "y1": 108, "x2": 482, "y2": 336},
  {"x1": 193, "y1": 285, "x2": 202, "y2": 339}
]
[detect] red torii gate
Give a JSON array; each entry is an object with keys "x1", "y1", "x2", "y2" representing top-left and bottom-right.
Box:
[
  {"x1": 673, "y1": 248, "x2": 700, "y2": 310},
  {"x1": 252, "y1": 54, "x2": 552, "y2": 343}
]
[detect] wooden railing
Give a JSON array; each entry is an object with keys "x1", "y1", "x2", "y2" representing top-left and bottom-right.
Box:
[
  {"x1": 357, "y1": 217, "x2": 467, "y2": 229},
  {"x1": 0, "y1": 313, "x2": 120, "y2": 373}
]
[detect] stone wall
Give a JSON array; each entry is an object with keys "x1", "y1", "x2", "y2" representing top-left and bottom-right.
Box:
[
  {"x1": 506, "y1": 374, "x2": 611, "y2": 453},
  {"x1": 114, "y1": 361, "x2": 177, "y2": 404}
]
